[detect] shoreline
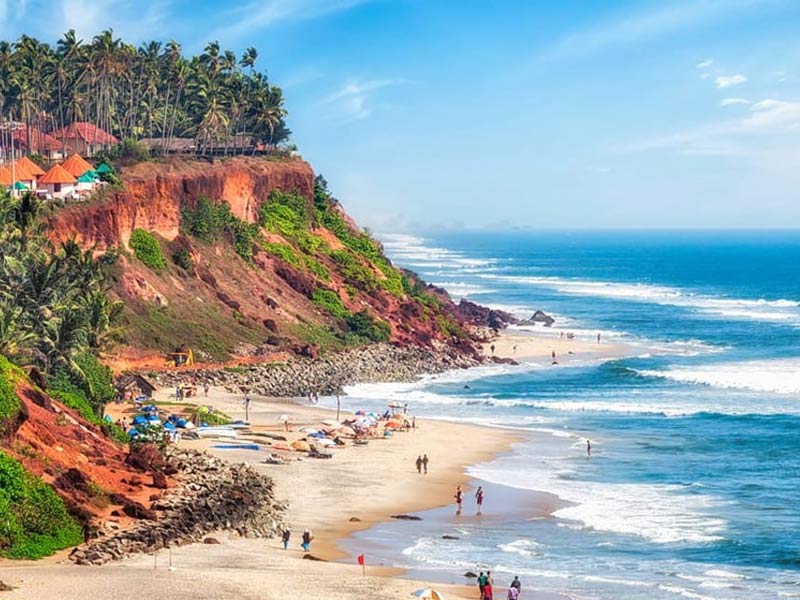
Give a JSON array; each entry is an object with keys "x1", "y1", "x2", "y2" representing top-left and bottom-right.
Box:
[{"x1": 2, "y1": 328, "x2": 639, "y2": 599}]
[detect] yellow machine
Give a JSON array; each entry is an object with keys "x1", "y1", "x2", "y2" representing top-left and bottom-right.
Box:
[{"x1": 166, "y1": 348, "x2": 195, "y2": 367}]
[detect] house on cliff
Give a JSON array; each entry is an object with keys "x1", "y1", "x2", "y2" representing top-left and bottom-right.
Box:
[
  {"x1": 52, "y1": 122, "x2": 118, "y2": 157},
  {"x1": 7, "y1": 125, "x2": 64, "y2": 161},
  {"x1": 38, "y1": 164, "x2": 77, "y2": 199}
]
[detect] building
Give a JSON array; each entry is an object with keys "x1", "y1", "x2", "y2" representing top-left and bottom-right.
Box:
[
  {"x1": 38, "y1": 164, "x2": 77, "y2": 199},
  {"x1": 11, "y1": 160, "x2": 38, "y2": 191},
  {"x1": 114, "y1": 375, "x2": 156, "y2": 401},
  {"x1": 7, "y1": 125, "x2": 64, "y2": 161},
  {"x1": 60, "y1": 153, "x2": 94, "y2": 178},
  {"x1": 52, "y1": 122, "x2": 118, "y2": 157}
]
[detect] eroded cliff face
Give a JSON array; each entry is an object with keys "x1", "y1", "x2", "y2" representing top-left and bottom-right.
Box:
[
  {"x1": 48, "y1": 156, "x2": 488, "y2": 362},
  {"x1": 50, "y1": 157, "x2": 314, "y2": 250}
]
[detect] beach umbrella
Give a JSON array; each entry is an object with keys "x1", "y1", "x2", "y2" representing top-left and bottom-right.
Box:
[
  {"x1": 354, "y1": 410, "x2": 366, "y2": 416},
  {"x1": 290, "y1": 440, "x2": 310, "y2": 452},
  {"x1": 412, "y1": 590, "x2": 446, "y2": 600}
]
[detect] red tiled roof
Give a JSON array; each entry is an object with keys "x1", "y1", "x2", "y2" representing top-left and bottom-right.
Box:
[
  {"x1": 11, "y1": 160, "x2": 36, "y2": 181},
  {"x1": 11, "y1": 125, "x2": 62, "y2": 152},
  {"x1": 52, "y1": 122, "x2": 119, "y2": 146},
  {"x1": 61, "y1": 153, "x2": 94, "y2": 177},
  {"x1": 39, "y1": 164, "x2": 77, "y2": 185}
]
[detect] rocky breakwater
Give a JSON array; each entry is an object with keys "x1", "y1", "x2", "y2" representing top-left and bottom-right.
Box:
[
  {"x1": 70, "y1": 447, "x2": 285, "y2": 566},
  {"x1": 155, "y1": 343, "x2": 480, "y2": 397}
]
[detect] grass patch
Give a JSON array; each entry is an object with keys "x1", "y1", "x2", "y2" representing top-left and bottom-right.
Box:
[
  {"x1": 0, "y1": 450, "x2": 83, "y2": 559},
  {"x1": 0, "y1": 356, "x2": 21, "y2": 435}
]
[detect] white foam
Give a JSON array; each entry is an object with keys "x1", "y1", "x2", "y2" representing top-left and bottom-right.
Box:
[
  {"x1": 469, "y1": 453, "x2": 727, "y2": 544},
  {"x1": 481, "y1": 273, "x2": 800, "y2": 325},
  {"x1": 429, "y1": 281, "x2": 496, "y2": 298},
  {"x1": 639, "y1": 358, "x2": 800, "y2": 395},
  {"x1": 497, "y1": 539, "x2": 541, "y2": 557}
]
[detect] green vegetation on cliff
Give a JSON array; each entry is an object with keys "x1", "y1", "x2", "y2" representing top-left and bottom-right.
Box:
[
  {"x1": 0, "y1": 450, "x2": 83, "y2": 559},
  {"x1": 181, "y1": 196, "x2": 259, "y2": 261},
  {"x1": 130, "y1": 229, "x2": 167, "y2": 271}
]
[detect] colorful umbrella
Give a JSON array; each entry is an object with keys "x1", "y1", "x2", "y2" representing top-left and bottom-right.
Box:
[{"x1": 412, "y1": 590, "x2": 446, "y2": 600}]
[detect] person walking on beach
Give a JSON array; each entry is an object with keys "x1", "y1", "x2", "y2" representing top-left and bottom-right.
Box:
[
  {"x1": 422, "y1": 454, "x2": 429, "y2": 474},
  {"x1": 476, "y1": 486, "x2": 484, "y2": 514},
  {"x1": 203, "y1": 381, "x2": 210, "y2": 397},
  {"x1": 483, "y1": 581, "x2": 494, "y2": 600},
  {"x1": 490, "y1": 343, "x2": 496, "y2": 356},
  {"x1": 507, "y1": 585, "x2": 519, "y2": 600},
  {"x1": 301, "y1": 529, "x2": 313, "y2": 552},
  {"x1": 416, "y1": 455, "x2": 423, "y2": 474},
  {"x1": 455, "y1": 485, "x2": 464, "y2": 514},
  {"x1": 281, "y1": 528, "x2": 291, "y2": 550},
  {"x1": 478, "y1": 572, "x2": 488, "y2": 598},
  {"x1": 510, "y1": 576, "x2": 522, "y2": 595}
]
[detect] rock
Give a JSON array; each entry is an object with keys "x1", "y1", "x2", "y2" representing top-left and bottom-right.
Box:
[
  {"x1": 348, "y1": 516, "x2": 361, "y2": 522},
  {"x1": 0, "y1": 580, "x2": 15, "y2": 591},
  {"x1": 464, "y1": 571, "x2": 478, "y2": 578},
  {"x1": 150, "y1": 471, "x2": 168, "y2": 489},
  {"x1": 122, "y1": 501, "x2": 156, "y2": 520},
  {"x1": 442, "y1": 535, "x2": 459, "y2": 540},
  {"x1": 203, "y1": 537, "x2": 221, "y2": 544},
  {"x1": 302, "y1": 553, "x2": 327, "y2": 561},
  {"x1": 390, "y1": 514, "x2": 422, "y2": 521},
  {"x1": 519, "y1": 310, "x2": 555, "y2": 327},
  {"x1": 455, "y1": 299, "x2": 518, "y2": 329}
]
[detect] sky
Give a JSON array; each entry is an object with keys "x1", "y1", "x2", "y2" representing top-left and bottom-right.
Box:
[{"x1": 2, "y1": 0, "x2": 800, "y2": 230}]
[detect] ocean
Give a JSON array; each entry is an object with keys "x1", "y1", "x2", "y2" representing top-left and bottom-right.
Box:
[{"x1": 326, "y1": 230, "x2": 800, "y2": 600}]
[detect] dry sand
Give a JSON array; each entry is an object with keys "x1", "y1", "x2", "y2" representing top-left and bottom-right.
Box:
[{"x1": 484, "y1": 328, "x2": 633, "y2": 363}]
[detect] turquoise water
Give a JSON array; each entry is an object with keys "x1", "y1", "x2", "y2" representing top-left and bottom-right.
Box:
[{"x1": 328, "y1": 231, "x2": 800, "y2": 599}]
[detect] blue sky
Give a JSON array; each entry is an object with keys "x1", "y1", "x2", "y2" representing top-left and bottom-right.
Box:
[{"x1": 2, "y1": 0, "x2": 800, "y2": 230}]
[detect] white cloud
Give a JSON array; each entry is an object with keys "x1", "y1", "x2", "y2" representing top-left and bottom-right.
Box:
[
  {"x1": 542, "y1": 0, "x2": 776, "y2": 61},
  {"x1": 720, "y1": 97, "x2": 751, "y2": 106},
  {"x1": 697, "y1": 58, "x2": 714, "y2": 69},
  {"x1": 209, "y1": 0, "x2": 375, "y2": 42},
  {"x1": 715, "y1": 74, "x2": 747, "y2": 88},
  {"x1": 621, "y1": 98, "x2": 800, "y2": 157},
  {"x1": 320, "y1": 78, "x2": 405, "y2": 122}
]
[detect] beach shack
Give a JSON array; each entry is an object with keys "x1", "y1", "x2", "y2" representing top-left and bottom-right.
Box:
[
  {"x1": 52, "y1": 122, "x2": 118, "y2": 158},
  {"x1": 0, "y1": 165, "x2": 15, "y2": 191},
  {"x1": 76, "y1": 170, "x2": 98, "y2": 192},
  {"x1": 115, "y1": 374, "x2": 156, "y2": 402},
  {"x1": 38, "y1": 164, "x2": 77, "y2": 199},
  {"x1": 16, "y1": 155, "x2": 45, "y2": 181}
]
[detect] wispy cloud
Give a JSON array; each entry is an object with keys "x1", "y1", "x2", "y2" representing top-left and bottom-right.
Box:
[
  {"x1": 541, "y1": 0, "x2": 778, "y2": 61},
  {"x1": 319, "y1": 78, "x2": 405, "y2": 122},
  {"x1": 621, "y1": 98, "x2": 800, "y2": 156},
  {"x1": 697, "y1": 58, "x2": 714, "y2": 69},
  {"x1": 715, "y1": 74, "x2": 747, "y2": 88},
  {"x1": 209, "y1": 0, "x2": 375, "y2": 42},
  {"x1": 720, "y1": 97, "x2": 751, "y2": 106}
]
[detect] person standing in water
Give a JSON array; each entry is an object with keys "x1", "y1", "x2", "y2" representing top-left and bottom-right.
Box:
[
  {"x1": 597, "y1": 332, "x2": 601, "y2": 343},
  {"x1": 454, "y1": 485, "x2": 464, "y2": 514},
  {"x1": 587, "y1": 439, "x2": 592, "y2": 456},
  {"x1": 476, "y1": 485, "x2": 484, "y2": 514}
]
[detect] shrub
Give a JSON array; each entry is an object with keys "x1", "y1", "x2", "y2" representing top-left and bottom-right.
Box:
[
  {"x1": 172, "y1": 248, "x2": 192, "y2": 270},
  {"x1": 0, "y1": 356, "x2": 21, "y2": 434},
  {"x1": 330, "y1": 250, "x2": 378, "y2": 291},
  {"x1": 259, "y1": 190, "x2": 313, "y2": 240},
  {"x1": 345, "y1": 310, "x2": 391, "y2": 342},
  {"x1": 312, "y1": 288, "x2": 349, "y2": 319},
  {"x1": 0, "y1": 451, "x2": 84, "y2": 559},
  {"x1": 129, "y1": 229, "x2": 166, "y2": 271},
  {"x1": 262, "y1": 242, "x2": 301, "y2": 268},
  {"x1": 303, "y1": 255, "x2": 329, "y2": 280},
  {"x1": 182, "y1": 197, "x2": 259, "y2": 261}
]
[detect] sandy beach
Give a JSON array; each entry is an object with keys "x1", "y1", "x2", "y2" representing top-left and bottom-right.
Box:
[
  {"x1": 0, "y1": 328, "x2": 640, "y2": 600},
  {"x1": 0, "y1": 390, "x2": 546, "y2": 599},
  {"x1": 484, "y1": 328, "x2": 633, "y2": 364}
]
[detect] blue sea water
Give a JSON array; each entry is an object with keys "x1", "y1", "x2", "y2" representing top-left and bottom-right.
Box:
[{"x1": 328, "y1": 230, "x2": 800, "y2": 600}]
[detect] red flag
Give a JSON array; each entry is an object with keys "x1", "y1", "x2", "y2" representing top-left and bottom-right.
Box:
[{"x1": 357, "y1": 553, "x2": 365, "y2": 566}]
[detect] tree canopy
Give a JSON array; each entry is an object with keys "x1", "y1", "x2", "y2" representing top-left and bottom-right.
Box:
[{"x1": 0, "y1": 30, "x2": 290, "y2": 156}]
